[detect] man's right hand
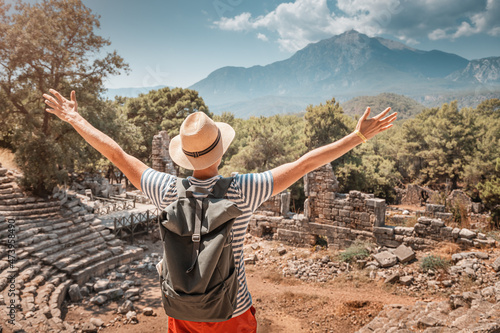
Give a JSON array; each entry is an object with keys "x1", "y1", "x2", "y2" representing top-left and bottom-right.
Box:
[
  {"x1": 42, "y1": 88, "x2": 148, "y2": 191},
  {"x1": 43, "y1": 89, "x2": 79, "y2": 123}
]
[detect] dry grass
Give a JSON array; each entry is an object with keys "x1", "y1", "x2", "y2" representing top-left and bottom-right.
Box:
[
  {"x1": 330, "y1": 269, "x2": 373, "y2": 289},
  {"x1": 262, "y1": 270, "x2": 284, "y2": 284},
  {"x1": 0, "y1": 148, "x2": 18, "y2": 171},
  {"x1": 432, "y1": 242, "x2": 461, "y2": 260}
]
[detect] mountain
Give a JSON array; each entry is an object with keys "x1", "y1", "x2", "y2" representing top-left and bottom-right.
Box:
[
  {"x1": 189, "y1": 30, "x2": 499, "y2": 118},
  {"x1": 447, "y1": 57, "x2": 500, "y2": 84},
  {"x1": 341, "y1": 93, "x2": 425, "y2": 120}
]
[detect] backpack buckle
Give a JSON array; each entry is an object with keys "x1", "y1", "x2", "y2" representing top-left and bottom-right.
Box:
[{"x1": 192, "y1": 234, "x2": 200, "y2": 242}]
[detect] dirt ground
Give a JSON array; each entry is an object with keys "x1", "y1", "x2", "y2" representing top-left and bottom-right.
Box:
[{"x1": 63, "y1": 235, "x2": 420, "y2": 333}]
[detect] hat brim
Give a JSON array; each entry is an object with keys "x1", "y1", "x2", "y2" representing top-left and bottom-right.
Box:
[{"x1": 169, "y1": 122, "x2": 235, "y2": 170}]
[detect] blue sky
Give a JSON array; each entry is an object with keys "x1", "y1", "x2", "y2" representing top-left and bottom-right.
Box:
[{"x1": 77, "y1": 0, "x2": 500, "y2": 89}]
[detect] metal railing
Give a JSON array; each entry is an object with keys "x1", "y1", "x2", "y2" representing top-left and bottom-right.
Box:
[
  {"x1": 112, "y1": 208, "x2": 161, "y2": 243},
  {"x1": 94, "y1": 196, "x2": 136, "y2": 216}
]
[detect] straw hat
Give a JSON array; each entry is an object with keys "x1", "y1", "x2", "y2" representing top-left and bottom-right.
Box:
[{"x1": 169, "y1": 112, "x2": 235, "y2": 170}]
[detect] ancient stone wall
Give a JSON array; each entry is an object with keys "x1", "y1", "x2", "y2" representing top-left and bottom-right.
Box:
[
  {"x1": 151, "y1": 131, "x2": 177, "y2": 175},
  {"x1": 249, "y1": 164, "x2": 497, "y2": 251}
]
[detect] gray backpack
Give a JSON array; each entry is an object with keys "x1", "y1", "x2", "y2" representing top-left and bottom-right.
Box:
[{"x1": 158, "y1": 177, "x2": 243, "y2": 322}]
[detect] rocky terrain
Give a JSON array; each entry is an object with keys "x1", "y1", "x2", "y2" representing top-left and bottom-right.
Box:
[{"x1": 55, "y1": 231, "x2": 500, "y2": 333}]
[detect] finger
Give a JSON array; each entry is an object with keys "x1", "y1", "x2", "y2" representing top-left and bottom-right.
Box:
[
  {"x1": 375, "y1": 107, "x2": 391, "y2": 119},
  {"x1": 361, "y1": 107, "x2": 371, "y2": 121},
  {"x1": 382, "y1": 112, "x2": 398, "y2": 123},
  {"x1": 71, "y1": 90, "x2": 76, "y2": 103},
  {"x1": 43, "y1": 94, "x2": 60, "y2": 106},
  {"x1": 380, "y1": 124, "x2": 393, "y2": 131},
  {"x1": 49, "y1": 89, "x2": 65, "y2": 103},
  {"x1": 45, "y1": 100, "x2": 57, "y2": 108},
  {"x1": 45, "y1": 108, "x2": 55, "y2": 114}
]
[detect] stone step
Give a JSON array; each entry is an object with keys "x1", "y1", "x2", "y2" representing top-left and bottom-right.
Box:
[
  {"x1": 0, "y1": 205, "x2": 61, "y2": 217},
  {"x1": 0, "y1": 191, "x2": 24, "y2": 201},
  {"x1": 0, "y1": 182, "x2": 13, "y2": 190},
  {"x1": 0, "y1": 175, "x2": 14, "y2": 183},
  {"x1": 71, "y1": 246, "x2": 144, "y2": 285},
  {"x1": 0, "y1": 200, "x2": 61, "y2": 212},
  {"x1": 0, "y1": 187, "x2": 15, "y2": 195},
  {"x1": 31, "y1": 243, "x2": 66, "y2": 260},
  {"x1": 23, "y1": 238, "x2": 60, "y2": 254},
  {"x1": 18, "y1": 233, "x2": 57, "y2": 248},
  {"x1": 12, "y1": 216, "x2": 71, "y2": 232},
  {"x1": 49, "y1": 232, "x2": 105, "y2": 269},
  {"x1": 17, "y1": 264, "x2": 41, "y2": 284},
  {"x1": 49, "y1": 280, "x2": 72, "y2": 322},
  {"x1": 62, "y1": 249, "x2": 113, "y2": 275},
  {"x1": 57, "y1": 227, "x2": 91, "y2": 244}
]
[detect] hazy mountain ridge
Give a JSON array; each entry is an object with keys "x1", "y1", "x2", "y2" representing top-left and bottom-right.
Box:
[
  {"x1": 188, "y1": 30, "x2": 498, "y2": 117},
  {"x1": 341, "y1": 93, "x2": 425, "y2": 120},
  {"x1": 447, "y1": 57, "x2": 500, "y2": 83},
  {"x1": 104, "y1": 31, "x2": 499, "y2": 117}
]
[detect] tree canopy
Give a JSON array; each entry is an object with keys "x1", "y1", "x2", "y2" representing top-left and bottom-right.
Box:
[
  {"x1": 0, "y1": 0, "x2": 128, "y2": 194},
  {"x1": 123, "y1": 87, "x2": 211, "y2": 164}
]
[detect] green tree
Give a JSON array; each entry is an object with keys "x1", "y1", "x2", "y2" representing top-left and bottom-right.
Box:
[
  {"x1": 123, "y1": 87, "x2": 211, "y2": 163},
  {"x1": 304, "y1": 98, "x2": 356, "y2": 173},
  {"x1": 397, "y1": 102, "x2": 475, "y2": 188},
  {"x1": 0, "y1": 0, "x2": 128, "y2": 194},
  {"x1": 304, "y1": 98, "x2": 355, "y2": 149},
  {"x1": 220, "y1": 115, "x2": 306, "y2": 174},
  {"x1": 219, "y1": 114, "x2": 306, "y2": 211}
]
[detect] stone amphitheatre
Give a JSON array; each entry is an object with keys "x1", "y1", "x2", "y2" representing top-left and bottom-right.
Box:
[{"x1": 0, "y1": 133, "x2": 499, "y2": 332}]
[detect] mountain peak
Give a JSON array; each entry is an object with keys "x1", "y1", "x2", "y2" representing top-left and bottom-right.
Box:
[{"x1": 190, "y1": 32, "x2": 477, "y2": 114}]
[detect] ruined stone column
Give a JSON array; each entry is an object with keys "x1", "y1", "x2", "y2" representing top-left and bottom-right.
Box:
[
  {"x1": 303, "y1": 163, "x2": 339, "y2": 222},
  {"x1": 152, "y1": 131, "x2": 177, "y2": 176}
]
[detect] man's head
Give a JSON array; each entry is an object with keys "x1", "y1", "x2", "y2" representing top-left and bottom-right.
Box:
[{"x1": 169, "y1": 112, "x2": 235, "y2": 170}]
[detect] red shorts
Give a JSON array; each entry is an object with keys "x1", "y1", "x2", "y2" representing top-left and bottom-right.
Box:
[{"x1": 167, "y1": 306, "x2": 257, "y2": 333}]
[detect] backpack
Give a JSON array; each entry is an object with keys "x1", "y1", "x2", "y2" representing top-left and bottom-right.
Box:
[{"x1": 158, "y1": 177, "x2": 243, "y2": 322}]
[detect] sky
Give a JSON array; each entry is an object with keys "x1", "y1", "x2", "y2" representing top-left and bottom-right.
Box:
[{"x1": 33, "y1": 0, "x2": 500, "y2": 89}]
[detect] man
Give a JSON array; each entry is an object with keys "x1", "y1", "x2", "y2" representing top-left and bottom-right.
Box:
[{"x1": 43, "y1": 89, "x2": 396, "y2": 332}]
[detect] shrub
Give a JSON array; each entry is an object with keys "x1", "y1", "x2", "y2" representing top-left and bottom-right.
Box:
[
  {"x1": 420, "y1": 255, "x2": 451, "y2": 272},
  {"x1": 339, "y1": 240, "x2": 372, "y2": 263}
]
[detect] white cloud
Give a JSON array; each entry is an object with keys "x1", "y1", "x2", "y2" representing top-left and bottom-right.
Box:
[
  {"x1": 257, "y1": 33, "x2": 269, "y2": 42},
  {"x1": 213, "y1": 0, "x2": 500, "y2": 52}
]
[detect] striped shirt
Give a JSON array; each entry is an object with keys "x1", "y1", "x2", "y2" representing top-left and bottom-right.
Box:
[{"x1": 140, "y1": 168, "x2": 274, "y2": 318}]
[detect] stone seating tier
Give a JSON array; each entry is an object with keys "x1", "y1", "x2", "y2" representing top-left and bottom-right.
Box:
[{"x1": 0, "y1": 182, "x2": 144, "y2": 332}]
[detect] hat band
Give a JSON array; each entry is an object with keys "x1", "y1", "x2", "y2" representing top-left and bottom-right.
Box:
[{"x1": 182, "y1": 129, "x2": 221, "y2": 158}]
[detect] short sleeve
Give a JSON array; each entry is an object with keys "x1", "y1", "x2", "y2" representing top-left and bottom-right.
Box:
[
  {"x1": 235, "y1": 171, "x2": 274, "y2": 212},
  {"x1": 140, "y1": 168, "x2": 177, "y2": 209}
]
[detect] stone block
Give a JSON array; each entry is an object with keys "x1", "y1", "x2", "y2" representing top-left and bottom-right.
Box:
[
  {"x1": 68, "y1": 284, "x2": 82, "y2": 302},
  {"x1": 373, "y1": 251, "x2": 398, "y2": 268},
  {"x1": 373, "y1": 227, "x2": 394, "y2": 236},
  {"x1": 430, "y1": 219, "x2": 445, "y2": 227},
  {"x1": 459, "y1": 228, "x2": 476, "y2": 239},
  {"x1": 417, "y1": 217, "x2": 432, "y2": 225},
  {"x1": 399, "y1": 275, "x2": 414, "y2": 286},
  {"x1": 124, "y1": 287, "x2": 140, "y2": 299},
  {"x1": 394, "y1": 227, "x2": 414, "y2": 236},
  {"x1": 93, "y1": 279, "x2": 109, "y2": 293},
  {"x1": 492, "y1": 257, "x2": 500, "y2": 272},
  {"x1": 384, "y1": 272, "x2": 400, "y2": 284},
  {"x1": 393, "y1": 244, "x2": 416, "y2": 263},
  {"x1": 98, "y1": 288, "x2": 124, "y2": 300}
]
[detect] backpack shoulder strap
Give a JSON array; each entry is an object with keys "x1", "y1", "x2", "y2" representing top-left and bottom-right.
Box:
[
  {"x1": 176, "y1": 178, "x2": 190, "y2": 197},
  {"x1": 210, "y1": 177, "x2": 234, "y2": 198},
  {"x1": 177, "y1": 178, "x2": 210, "y2": 197}
]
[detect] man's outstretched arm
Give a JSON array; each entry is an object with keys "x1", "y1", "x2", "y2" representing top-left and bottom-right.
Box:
[
  {"x1": 270, "y1": 107, "x2": 397, "y2": 196},
  {"x1": 44, "y1": 89, "x2": 148, "y2": 191}
]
